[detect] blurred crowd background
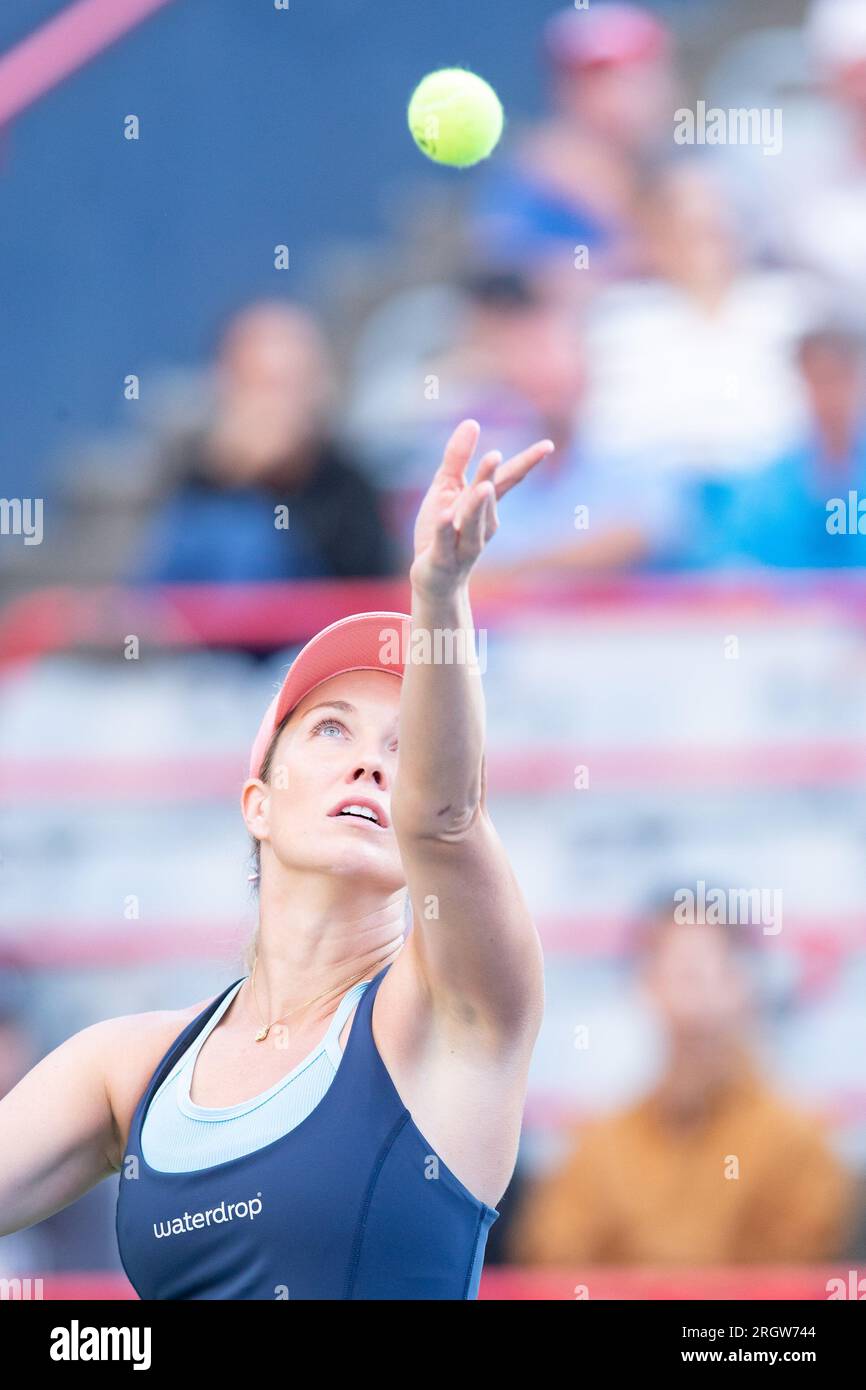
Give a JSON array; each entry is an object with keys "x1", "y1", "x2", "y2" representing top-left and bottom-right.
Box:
[{"x1": 2, "y1": 0, "x2": 866, "y2": 1295}]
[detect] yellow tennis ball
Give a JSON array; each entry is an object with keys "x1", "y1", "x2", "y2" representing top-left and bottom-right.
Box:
[{"x1": 408, "y1": 68, "x2": 504, "y2": 169}]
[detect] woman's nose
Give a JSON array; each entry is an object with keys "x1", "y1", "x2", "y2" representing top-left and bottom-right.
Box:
[{"x1": 350, "y1": 762, "x2": 387, "y2": 787}]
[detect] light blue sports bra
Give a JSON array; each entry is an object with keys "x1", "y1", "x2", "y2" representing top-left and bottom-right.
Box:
[{"x1": 140, "y1": 977, "x2": 371, "y2": 1172}]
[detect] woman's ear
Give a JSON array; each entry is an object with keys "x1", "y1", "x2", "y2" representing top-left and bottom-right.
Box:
[{"x1": 241, "y1": 778, "x2": 270, "y2": 844}]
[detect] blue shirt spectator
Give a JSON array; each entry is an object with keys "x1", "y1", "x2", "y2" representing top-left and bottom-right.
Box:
[
  {"x1": 468, "y1": 5, "x2": 676, "y2": 282},
  {"x1": 130, "y1": 301, "x2": 396, "y2": 585},
  {"x1": 681, "y1": 326, "x2": 866, "y2": 570},
  {"x1": 706, "y1": 429, "x2": 866, "y2": 569},
  {"x1": 133, "y1": 435, "x2": 394, "y2": 584}
]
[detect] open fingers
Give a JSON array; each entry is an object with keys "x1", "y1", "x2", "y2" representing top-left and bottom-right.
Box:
[
  {"x1": 493, "y1": 439, "x2": 555, "y2": 500},
  {"x1": 471, "y1": 449, "x2": 503, "y2": 488},
  {"x1": 438, "y1": 418, "x2": 481, "y2": 484}
]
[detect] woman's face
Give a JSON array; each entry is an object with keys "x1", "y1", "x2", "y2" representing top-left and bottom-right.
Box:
[
  {"x1": 247, "y1": 668, "x2": 406, "y2": 894},
  {"x1": 643, "y1": 922, "x2": 751, "y2": 1044}
]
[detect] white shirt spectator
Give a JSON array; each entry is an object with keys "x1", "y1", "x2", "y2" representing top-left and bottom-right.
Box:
[{"x1": 579, "y1": 273, "x2": 810, "y2": 475}]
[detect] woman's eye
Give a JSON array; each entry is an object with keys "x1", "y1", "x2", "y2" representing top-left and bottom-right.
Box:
[{"x1": 312, "y1": 717, "x2": 346, "y2": 738}]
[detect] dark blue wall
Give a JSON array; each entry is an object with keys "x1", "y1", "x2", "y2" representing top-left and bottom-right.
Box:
[{"x1": 0, "y1": 0, "x2": 585, "y2": 495}]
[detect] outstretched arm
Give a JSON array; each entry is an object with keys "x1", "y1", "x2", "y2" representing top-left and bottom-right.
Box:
[{"x1": 389, "y1": 419, "x2": 553, "y2": 1043}]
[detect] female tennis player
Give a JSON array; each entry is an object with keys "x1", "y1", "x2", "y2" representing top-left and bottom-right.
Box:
[{"x1": 0, "y1": 419, "x2": 552, "y2": 1300}]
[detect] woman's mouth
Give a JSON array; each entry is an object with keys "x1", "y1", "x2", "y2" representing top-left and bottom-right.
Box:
[{"x1": 328, "y1": 797, "x2": 389, "y2": 829}]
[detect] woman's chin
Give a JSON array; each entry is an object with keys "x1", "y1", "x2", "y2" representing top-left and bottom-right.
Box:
[
  {"x1": 268, "y1": 830, "x2": 403, "y2": 889},
  {"x1": 327, "y1": 844, "x2": 402, "y2": 885}
]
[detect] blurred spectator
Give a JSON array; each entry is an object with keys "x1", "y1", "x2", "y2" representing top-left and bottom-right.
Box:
[
  {"x1": 470, "y1": 3, "x2": 676, "y2": 288},
  {"x1": 579, "y1": 161, "x2": 810, "y2": 480},
  {"x1": 432, "y1": 271, "x2": 586, "y2": 456},
  {"x1": 688, "y1": 324, "x2": 866, "y2": 568},
  {"x1": 773, "y1": 0, "x2": 866, "y2": 300},
  {"x1": 348, "y1": 271, "x2": 581, "y2": 490},
  {"x1": 425, "y1": 273, "x2": 665, "y2": 576},
  {"x1": 509, "y1": 907, "x2": 856, "y2": 1266},
  {"x1": 133, "y1": 301, "x2": 396, "y2": 583},
  {"x1": 349, "y1": 269, "x2": 685, "y2": 574}
]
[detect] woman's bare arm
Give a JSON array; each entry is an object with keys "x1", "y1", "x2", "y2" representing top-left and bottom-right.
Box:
[
  {"x1": 0, "y1": 1019, "x2": 122, "y2": 1236},
  {"x1": 0, "y1": 1000, "x2": 208, "y2": 1237},
  {"x1": 389, "y1": 420, "x2": 552, "y2": 1043}
]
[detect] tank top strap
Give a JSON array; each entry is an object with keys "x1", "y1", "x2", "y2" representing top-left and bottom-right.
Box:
[
  {"x1": 149, "y1": 977, "x2": 247, "y2": 1108},
  {"x1": 178, "y1": 978, "x2": 244, "y2": 1068},
  {"x1": 323, "y1": 962, "x2": 391, "y2": 1069},
  {"x1": 331, "y1": 979, "x2": 370, "y2": 1034},
  {"x1": 132, "y1": 978, "x2": 246, "y2": 1151},
  {"x1": 320, "y1": 977, "x2": 369, "y2": 1068}
]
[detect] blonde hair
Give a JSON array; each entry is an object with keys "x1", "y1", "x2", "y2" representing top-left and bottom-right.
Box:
[{"x1": 243, "y1": 704, "x2": 292, "y2": 974}]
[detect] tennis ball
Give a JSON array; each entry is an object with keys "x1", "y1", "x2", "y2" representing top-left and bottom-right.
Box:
[{"x1": 408, "y1": 68, "x2": 504, "y2": 169}]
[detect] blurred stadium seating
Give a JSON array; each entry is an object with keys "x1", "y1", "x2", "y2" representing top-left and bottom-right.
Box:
[{"x1": 2, "y1": 0, "x2": 866, "y2": 1298}]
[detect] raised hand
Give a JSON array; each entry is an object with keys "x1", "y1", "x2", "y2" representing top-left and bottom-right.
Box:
[{"x1": 409, "y1": 419, "x2": 555, "y2": 598}]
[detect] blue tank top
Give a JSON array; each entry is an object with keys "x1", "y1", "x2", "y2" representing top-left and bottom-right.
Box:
[
  {"x1": 116, "y1": 963, "x2": 500, "y2": 1299},
  {"x1": 139, "y1": 977, "x2": 370, "y2": 1172}
]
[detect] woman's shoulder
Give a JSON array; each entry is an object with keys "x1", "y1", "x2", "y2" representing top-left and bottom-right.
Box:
[{"x1": 99, "y1": 990, "x2": 221, "y2": 1045}]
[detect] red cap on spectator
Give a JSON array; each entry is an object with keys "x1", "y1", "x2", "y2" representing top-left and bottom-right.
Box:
[
  {"x1": 248, "y1": 611, "x2": 411, "y2": 779},
  {"x1": 544, "y1": 3, "x2": 671, "y2": 72}
]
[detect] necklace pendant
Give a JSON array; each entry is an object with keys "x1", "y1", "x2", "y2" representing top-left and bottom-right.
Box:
[{"x1": 255, "y1": 1026, "x2": 269, "y2": 1042}]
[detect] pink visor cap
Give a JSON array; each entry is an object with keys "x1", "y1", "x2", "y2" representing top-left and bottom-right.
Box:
[
  {"x1": 544, "y1": 4, "x2": 671, "y2": 71},
  {"x1": 248, "y1": 611, "x2": 412, "y2": 780}
]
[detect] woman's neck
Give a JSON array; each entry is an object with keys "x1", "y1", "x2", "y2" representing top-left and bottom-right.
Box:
[{"x1": 250, "y1": 870, "x2": 406, "y2": 1020}]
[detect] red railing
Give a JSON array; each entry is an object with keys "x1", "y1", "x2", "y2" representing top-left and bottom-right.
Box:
[
  {"x1": 4, "y1": 575, "x2": 866, "y2": 665},
  {"x1": 13, "y1": 1265, "x2": 858, "y2": 1301}
]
